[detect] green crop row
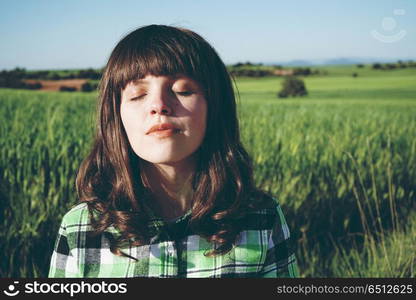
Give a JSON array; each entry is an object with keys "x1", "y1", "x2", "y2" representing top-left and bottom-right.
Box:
[{"x1": 1, "y1": 68, "x2": 415, "y2": 277}]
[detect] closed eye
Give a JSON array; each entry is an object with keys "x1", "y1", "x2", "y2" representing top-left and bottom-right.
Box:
[
  {"x1": 175, "y1": 91, "x2": 194, "y2": 96},
  {"x1": 130, "y1": 94, "x2": 146, "y2": 101}
]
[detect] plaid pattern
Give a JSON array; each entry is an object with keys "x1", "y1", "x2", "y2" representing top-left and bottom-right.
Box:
[{"x1": 48, "y1": 199, "x2": 299, "y2": 278}]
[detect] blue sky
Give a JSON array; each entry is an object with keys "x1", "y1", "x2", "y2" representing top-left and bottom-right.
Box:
[{"x1": 0, "y1": 0, "x2": 415, "y2": 70}]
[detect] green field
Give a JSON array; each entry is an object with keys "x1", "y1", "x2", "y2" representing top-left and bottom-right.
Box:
[{"x1": 1, "y1": 65, "x2": 415, "y2": 277}]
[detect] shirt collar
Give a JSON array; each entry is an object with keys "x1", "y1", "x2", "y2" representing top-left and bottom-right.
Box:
[{"x1": 141, "y1": 199, "x2": 193, "y2": 241}]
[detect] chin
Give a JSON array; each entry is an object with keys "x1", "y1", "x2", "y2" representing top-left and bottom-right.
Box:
[{"x1": 138, "y1": 153, "x2": 190, "y2": 165}]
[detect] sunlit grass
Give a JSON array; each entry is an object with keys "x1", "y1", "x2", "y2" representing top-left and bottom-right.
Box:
[{"x1": 1, "y1": 65, "x2": 415, "y2": 277}]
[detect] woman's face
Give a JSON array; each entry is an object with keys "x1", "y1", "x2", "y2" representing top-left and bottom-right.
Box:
[{"x1": 120, "y1": 74, "x2": 207, "y2": 165}]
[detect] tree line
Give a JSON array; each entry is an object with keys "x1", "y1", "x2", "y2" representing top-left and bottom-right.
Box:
[
  {"x1": 0, "y1": 68, "x2": 101, "y2": 91},
  {"x1": 228, "y1": 62, "x2": 325, "y2": 77},
  {"x1": 358, "y1": 60, "x2": 416, "y2": 70}
]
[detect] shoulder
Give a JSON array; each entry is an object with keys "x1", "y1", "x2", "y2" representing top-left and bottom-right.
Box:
[
  {"x1": 60, "y1": 202, "x2": 91, "y2": 232},
  {"x1": 241, "y1": 192, "x2": 285, "y2": 230},
  {"x1": 59, "y1": 202, "x2": 120, "y2": 237},
  {"x1": 247, "y1": 190, "x2": 282, "y2": 217}
]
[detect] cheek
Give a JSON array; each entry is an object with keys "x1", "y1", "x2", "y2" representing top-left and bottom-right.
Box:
[
  {"x1": 191, "y1": 100, "x2": 207, "y2": 136},
  {"x1": 120, "y1": 105, "x2": 144, "y2": 138},
  {"x1": 197, "y1": 112, "x2": 207, "y2": 135}
]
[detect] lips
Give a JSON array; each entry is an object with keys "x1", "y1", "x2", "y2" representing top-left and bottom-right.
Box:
[{"x1": 146, "y1": 123, "x2": 180, "y2": 135}]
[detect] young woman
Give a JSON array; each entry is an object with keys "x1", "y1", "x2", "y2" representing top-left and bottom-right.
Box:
[{"x1": 48, "y1": 24, "x2": 299, "y2": 278}]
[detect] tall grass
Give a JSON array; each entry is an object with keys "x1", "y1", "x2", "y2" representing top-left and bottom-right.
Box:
[
  {"x1": 238, "y1": 100, "x2": 416, "y2": 276},
  {"x1": 0, "y1": 90, "x2": 95, "y2": 277},
  {"x1": 1, "y1": 67, "x2": 415, "y2": 277},
  {"x1": 330, "y1": 212, "x2": 416, "y2": 277}
]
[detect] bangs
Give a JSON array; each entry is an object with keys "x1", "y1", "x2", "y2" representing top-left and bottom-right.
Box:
[{"x1": 107, "y1": 26, "x2": 204, "y2": 91}]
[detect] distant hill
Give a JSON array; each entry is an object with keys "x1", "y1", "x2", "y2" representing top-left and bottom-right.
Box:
[
  {"x1": 281, "y1": 60, "x2": 314, "y2": 66},
  {"x1": 265, "y1": 57, "x2": 416, "y2": 67}
]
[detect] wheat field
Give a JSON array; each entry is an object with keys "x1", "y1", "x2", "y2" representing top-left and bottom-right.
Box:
[{"x1": 1, "y1": 65, "x2": 415, "y2": 277}]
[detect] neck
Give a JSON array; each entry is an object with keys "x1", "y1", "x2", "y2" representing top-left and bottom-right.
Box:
[{"x1": 140, "y1": 157, "x2": 196, "y2": 221}]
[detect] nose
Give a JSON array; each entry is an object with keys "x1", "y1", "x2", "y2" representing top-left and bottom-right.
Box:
[
  {"x1": 149, "y1": 91, "x2": 173, "y2": 116},
  {"x1": 150, "y1": 103, "x2": 171, "y2": 115}
]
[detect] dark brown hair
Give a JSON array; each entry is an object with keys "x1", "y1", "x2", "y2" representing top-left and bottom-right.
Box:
[{"x1": 76, "y1": 24, "x2": 273, "y2": 259}]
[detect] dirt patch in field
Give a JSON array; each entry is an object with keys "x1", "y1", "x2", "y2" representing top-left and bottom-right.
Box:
[{"x1": 23, "y1": 79, "x2": 88, "y2": 91}]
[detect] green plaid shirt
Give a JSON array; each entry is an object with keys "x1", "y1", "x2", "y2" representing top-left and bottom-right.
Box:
[{"x1": 48, "y1": 200, "x2": 299, "y2": 278}]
